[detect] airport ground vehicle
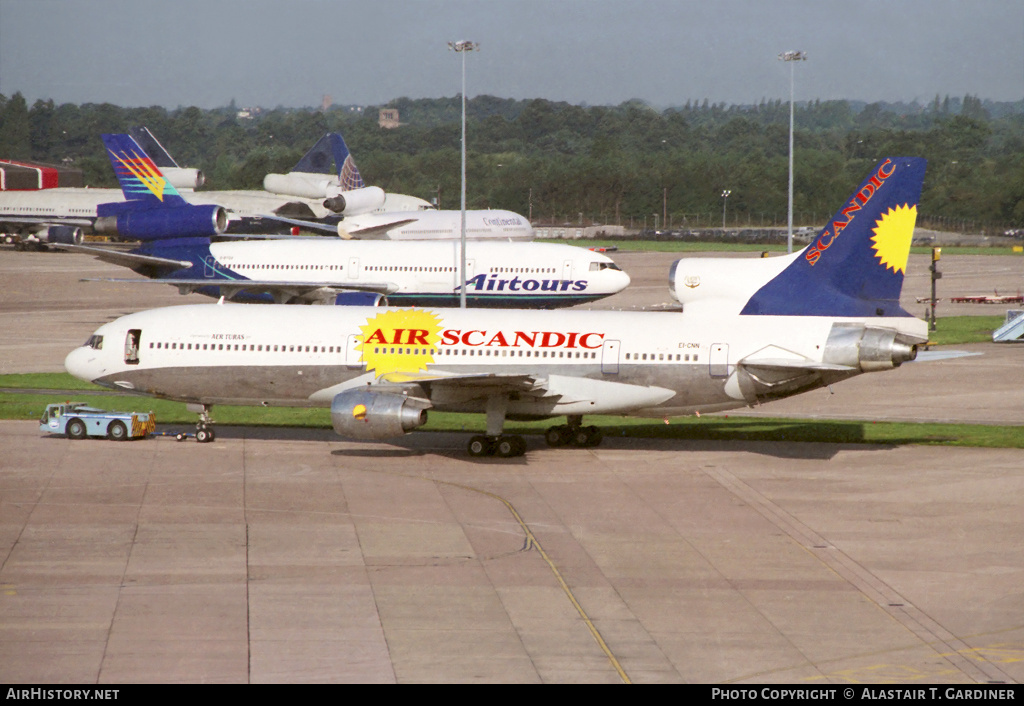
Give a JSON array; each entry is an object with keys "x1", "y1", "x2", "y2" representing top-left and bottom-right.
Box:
[{"x1": 39, "y1": 402, "x2": 155, "y2": 440}]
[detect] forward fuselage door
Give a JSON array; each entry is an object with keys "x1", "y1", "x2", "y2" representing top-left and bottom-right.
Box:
[
  {"x1": 709, "y1": 343, "x2": 730, "y2": 378},
  {"x1": 347, "y1": 258, "x2": 360, "y2": 280},
  {"x1": 562, "y1": 259, "x2": 574, "y2": 281},
  {"x1": 601, "y1": 339, "x2": 621, "y2": 374},
  {"x1": 344, "y1": 334, "x2": 363, "y2": 369}
]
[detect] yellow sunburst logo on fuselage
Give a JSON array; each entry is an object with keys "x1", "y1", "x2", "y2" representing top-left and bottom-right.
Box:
[
  {"x1": 357, "y1": 309, "x2": 442, "y2": 377},
  {"x1": 871, "y1": 204, "x2": 917, "y2": 274}
]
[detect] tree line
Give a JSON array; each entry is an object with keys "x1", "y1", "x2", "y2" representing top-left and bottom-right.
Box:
[{"x1": 1, "y1": 92, "x2": 1022, "y2": 231}]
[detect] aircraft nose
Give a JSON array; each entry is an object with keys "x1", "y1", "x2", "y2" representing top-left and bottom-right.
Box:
[{"x1": 64, "y1": 345, "x2": 101, "y2": 383}]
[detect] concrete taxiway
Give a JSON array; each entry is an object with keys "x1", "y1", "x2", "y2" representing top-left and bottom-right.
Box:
[{"x1": 1, "y1": 246, "x2": 1022, "y2": 683}]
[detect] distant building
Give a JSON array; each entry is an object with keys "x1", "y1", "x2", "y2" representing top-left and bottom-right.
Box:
[
  {"x1": 321, "y1": 94, "x2": 333, "y2": 113},
  {"x1": 0, "y1": 160, "x2": 83, "y2": 190},
  {"x1": 379, "y1": 108, "x2": 401, "y2": 129}
]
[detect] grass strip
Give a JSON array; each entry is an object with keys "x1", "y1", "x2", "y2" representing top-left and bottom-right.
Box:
[{"x1": 4, "y1": 391, "x2": 1021, "y2": 449}]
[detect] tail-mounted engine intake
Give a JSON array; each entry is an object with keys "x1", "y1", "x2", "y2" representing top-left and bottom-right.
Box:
[
  {"x1": 824, "y1": 324, "x2": 919, "y2": 372},
  {"x1": 160, "y1": 167, "x2": 205, "y2": 190},
  {"x1": 36, "y1": 225, "x2": 84, "y2": 245},
  {"x1": 331, "y1": 389, "x2": 430, "y2": 440},
  {"x1": 94, "y1": 203, "x2": 228, "y2": 241},
  {"x1": 322, "y1": 186, "x2": 386, "y2": 215}
]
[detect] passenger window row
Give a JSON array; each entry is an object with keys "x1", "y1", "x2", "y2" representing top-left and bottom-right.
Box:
[{"x1": 625, "y1": 352, "x2": 699, "y2": 362}]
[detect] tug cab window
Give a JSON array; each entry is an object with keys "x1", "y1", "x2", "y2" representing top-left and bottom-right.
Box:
[{"x1": 124, "y1": 329, "x2": 141, "y2": 365}]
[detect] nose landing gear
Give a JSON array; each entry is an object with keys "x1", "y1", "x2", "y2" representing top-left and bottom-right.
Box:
[{"x1": 191, "y1": 404, "x2": 216, "y2": 443}]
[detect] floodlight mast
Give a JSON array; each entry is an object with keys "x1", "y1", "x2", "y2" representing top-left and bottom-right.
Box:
[
  {"x1": 779, "y1": 50, "x2": 807, "y2": 254},
  {"x1": 449, "y1": 40, "x2": 479, "y2": 309}
]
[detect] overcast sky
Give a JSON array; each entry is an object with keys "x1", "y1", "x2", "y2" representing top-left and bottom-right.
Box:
[{"x1": 1, "y1": 0, "x2": 1021, "y2": 110}]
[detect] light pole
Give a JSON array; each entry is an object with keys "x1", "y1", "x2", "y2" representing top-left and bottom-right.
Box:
[
  {"x1": 449, "y1": 40, "x2": 479, "y2": 308},
  {"x1": 779, "y1": 50, "x2": 806, "y2": 253},
  {"x1": 721, "y1": 190, "x2": 731, "y2": 231}
]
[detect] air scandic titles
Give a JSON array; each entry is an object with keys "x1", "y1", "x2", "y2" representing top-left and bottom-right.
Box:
[{"x1": 65, "y1": 157, "x2": 929, "y2": 457}]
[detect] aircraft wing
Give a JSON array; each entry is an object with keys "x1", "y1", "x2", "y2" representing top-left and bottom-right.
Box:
[
  {"x1": 253, "y1": 214, "x2": 341, "y2": 234},
  {"x1": 375, "y1": 371, "x2": 675, "y2": 412},
  {"x1": 80, "y1": 277, "x2": 399, "y2": 303},
  {"x1": 58, "y1": 244, "x2": 193, "y2": 272},
  {"x1": 1, "y1": 216, "x2": 96, "y2": 228}
]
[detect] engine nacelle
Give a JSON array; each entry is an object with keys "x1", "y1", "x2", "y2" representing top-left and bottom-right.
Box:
[
  {"x1": 824, "y1": 324, "x2": 919, "y2": 372},
  {"x1": 333, "y1": 292, "x2": 386, "y2": 306},
  {"x1": 94, "y1": 204, "x2": 228, "y2": 241},
  {"x1": 36, "y1": 225, "x2": 84, "y2": 245},
  {"x1": 160, "y1": 167, "x2": 205, "y2": 190},
  {"x1": 669, "y1": 255, "x2": 791, "y2": 311},
  {"x1": 331, "y1": 389, "x2": 430, "y2": 440},
  {"x1": 263, "y1": 172, "x2": 335, "y2": 199},
  {"x1": 322, "y1": 186, "x2": 386, "y2": 215}
]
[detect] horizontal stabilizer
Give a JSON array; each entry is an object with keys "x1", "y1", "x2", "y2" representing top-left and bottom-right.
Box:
[
  {"x1": 60, "y1": 244, "x2": 192, "y2": 272},
  {"x1": 80, "y1": 278, "x2": 398, "y2": 302},
  {"x1": 740, "y1": 358, "x2": 856, "y2": 374},
  {"x1": 910, "y1": 350, "x2": 983, "y2": 362}
]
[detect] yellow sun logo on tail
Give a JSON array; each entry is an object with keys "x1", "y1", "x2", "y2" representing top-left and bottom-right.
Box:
[
  {"x1": 871, "y1": 204, "x2": 918, "y2": 274},
  {"x1": 357, "y1": 309, "x2": 442, "y2": 377}
]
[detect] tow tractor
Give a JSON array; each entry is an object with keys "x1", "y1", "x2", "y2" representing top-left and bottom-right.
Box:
[{"x1": 39, "y1": 402, "x2": 155, "y2": 441}]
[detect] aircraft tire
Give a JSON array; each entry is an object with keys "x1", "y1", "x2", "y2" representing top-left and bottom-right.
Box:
[
  {"x1": 67, "y1": 419, "x2": 87, "y2": 440},
  {"x1": 544, "y1": 426, "x2": 569, "y2": 447},
  {"x1": 468, "y1": 435, "x2": 493, "y2": 457},
  {"x1": 196, "y1": 428, "x2": 215, "y2": 443},
  {"x1": 495, "y1": 435, "x2": 525, "y2": 458},
  {"x1": 107, "y1": 420, "x2": 128, "y2": 441}
]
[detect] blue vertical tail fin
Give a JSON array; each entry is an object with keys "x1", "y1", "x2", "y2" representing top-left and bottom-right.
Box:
[
  {"x1": 101, "y1": 133, "x2": 187, "y2": 207},
  {"x1": 741, "y1": 157, "x2": 926, "y2": 318},
  {"x1": 291, "y1": 132, "x2": 365, "y2": 191}
]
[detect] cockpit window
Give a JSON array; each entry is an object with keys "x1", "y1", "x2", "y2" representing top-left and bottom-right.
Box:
[
  {"x1": 84, "y1": 335, "x2": 103, "y2": 350},
  {"x1": 589, "y1": 262, "x2": 622, "y2": 271}
]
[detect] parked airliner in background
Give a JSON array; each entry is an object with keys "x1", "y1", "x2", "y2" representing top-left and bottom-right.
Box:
[
  {"x1": 72, "y1": 237, "x2": 630, "y2": 308},
  {"x1": 0, "y1": 131, "x2": 432, "y2": 248},
  {"x1": 60, "y1": 134, "x2": 622, "y2": 306},
  {"x1": 67, "y1": 158, "x2": 931, "y2": 456},
  {"x1": 335, "y1": 208, "x2": 533, "y2": 241}
]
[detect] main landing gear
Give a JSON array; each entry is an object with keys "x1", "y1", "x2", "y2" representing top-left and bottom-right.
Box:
[
  {"x1": 466, "y1": 394, "x2": 528, "y2": 457},
  {"x1": 465, "y1": 403, "x2": 605, "y2": 458},
  {"x1": 544, "y1": 415, "x2": 603, "y2": 449},
  {"x1": 467, "y1": 434, "x2": 527, "y2": 458}
]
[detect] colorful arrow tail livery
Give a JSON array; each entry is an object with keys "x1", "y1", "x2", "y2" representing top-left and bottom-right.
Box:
[
  {"x1": 101, "y1": 133, "x2": 187, "y2": 207},
  {"x1": 741, "y1": 157, "x2": 926, "y2": 318}
]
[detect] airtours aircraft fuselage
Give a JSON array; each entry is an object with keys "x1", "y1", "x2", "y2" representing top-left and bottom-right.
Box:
[
  {"x1": 66, "y1": 158, "x2": 930, "y2": 456},
  {"x1": 78, "y1": 237, "x2": 630, "y2": 308}
]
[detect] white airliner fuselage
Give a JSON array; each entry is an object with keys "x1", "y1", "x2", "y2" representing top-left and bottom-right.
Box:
[
  {"x1": 64, "y1": 302, "x2": 925, "y2": 420},
  {"x1": 338, "y1": 209, "x2": 533, "y2": 241},
  {"x1": 96, "y1": 238, "x2": 630, "y2": 308}
]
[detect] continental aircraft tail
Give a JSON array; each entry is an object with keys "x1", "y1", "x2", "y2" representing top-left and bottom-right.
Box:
[
  {"x1": 741, "y1": 157, "x2": 926, "y2": 318},
  {"x1": 291, "y1": 132, "x2": 365, "y2": 191}
]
